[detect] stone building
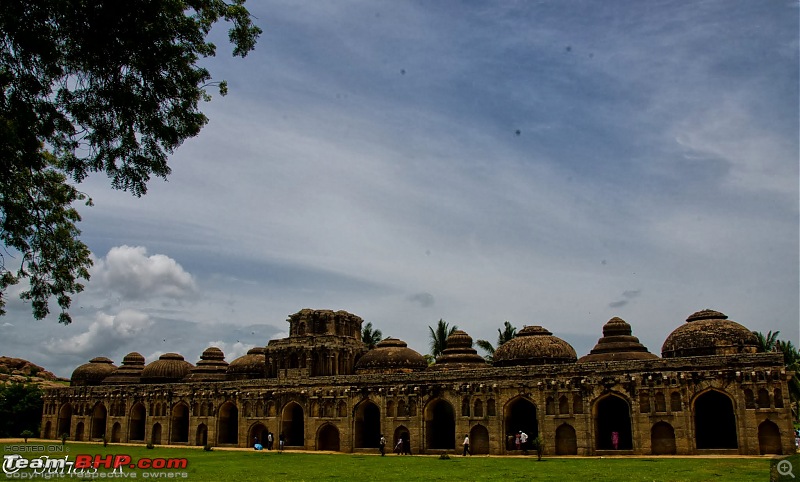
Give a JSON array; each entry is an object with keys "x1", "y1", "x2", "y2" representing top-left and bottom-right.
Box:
[{"x1": 40, "y1": 308, "x2": 796, "y2": 455}]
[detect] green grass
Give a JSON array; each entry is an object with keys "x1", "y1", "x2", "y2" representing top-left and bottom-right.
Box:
[{"x1": 1, "y1": 441, "x2": 795, "y2": 481}]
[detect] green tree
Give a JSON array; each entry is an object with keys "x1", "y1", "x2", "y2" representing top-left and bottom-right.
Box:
[
  {"x1": 428, "y1": 318, "x2": 457, "y2": 359},
  {"x1": 361, "y1": 322, "x2": 383, "y2": 350},
  {"x1": 1, "y1": 1, "x2": 262, "y2": 324},
  {"x1": 476, "y1": 321, "x2": 517, "y2": 362},
  {"x1": 0, "y1": 383, "x2": 43, "y2": 438},
  {"x1": 775, "y1": 339, "x2": 800, "y2": 421},
  {"x1": 754, "y1": 330, "x2": 780, "y2": 352}
]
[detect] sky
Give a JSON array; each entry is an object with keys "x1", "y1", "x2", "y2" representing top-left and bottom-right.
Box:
[{"x1": 2, "y1": 0, "x2": 798, "y2": 378}]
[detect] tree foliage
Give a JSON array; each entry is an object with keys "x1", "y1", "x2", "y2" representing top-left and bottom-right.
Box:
[
  {"x1": 1, "y1": 1, "x2": 261, "y2": 324},
  {"x1": 361, "y1": 321, "x2": 383, "y2": 350},
  {"x1": 428, "y1": 318, "x2": 457, "y2": 359},
  {"x1": 477, "y1": 321, "x2": 517, "y2": 362},
  {"x1": 754, "y1": 330, "x2": 800, "y2": 421},
  {"x1": 0, "y1": 383, "x2": 43, "y2": 437}
]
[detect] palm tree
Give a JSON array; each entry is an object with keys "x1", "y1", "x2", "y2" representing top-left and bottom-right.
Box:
[
  {"x1": 754, "y1": 330, "x2": 780, "y2": 352},
  {"x1": 477, "y1": 321, "x2": 517, "y2": 362},
  {"x1": 775, "y1": 339, "x2": 800, "y2": 421},
  {"x1": 361, "y1": 322, "x2": 383, "y2": 350},
  {"x1": 429, "y1": 319, "x2": 457, "y2": 359}
]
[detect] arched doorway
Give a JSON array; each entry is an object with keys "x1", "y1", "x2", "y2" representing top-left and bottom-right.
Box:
[
  {"x1": 129, "y1": 403, "x2": 146, "y2": 441},
  {"x1": 555, "y1": 423, "x2": 578, "y2": 455},
  {"x1": 594, "y1": 394, "x2": 632, "y2": 450},
  {"x1": 75, "y1": 422, "x2": 84, "y2": 441},
  {"x1": 470, "y1": 424, "x2": 490, "y2": 454},
  {"x1": 57, "y1": 404, "x2": 73, "y2": 439},
  {"x1": 111, "y1": 422, "x2": 121, "y2": 443},
  {"x1": 281, "y1": 402, "x2": 304, "y2": 447},
  {"x1": 694, "y1": 390, "x2": 737, "y2": 449},
  {"x1": 91, "y1": 403, "x2": 107, "y2": 440},
  {"x1": 196, "y1": 424, "x2": 208, "y2": 446},
  {"x1": 504, "y1": 397, "x2": 538, "y2": 450},
  {"x1": 354, "y1": 401, "x2": 381, "y2": 448},
  {"x1": 151, "y1": 423, "x2": 162, "y2": 445},
  {"x1": 317, "y1": 424, "x2": 340, "y2": 451},
  {"x1": 249, "y1": 423, "x2": 268, "y2": 447},
  {"x1": 651, "y1": 421, "x2": 676, "y2": 455},
  {"x1": 170, "y1": 403, "x2": 189, "y2": 443},
  {"x1": 425, "y1": 399, "x2": 455, "y2": 450},
  {"x1": 217, "y1": 402, "x2": 239, "y2": 445},
  {"x1": 393, "y1": 426, "x2": 411, "y2": 455},
  {"x1": 758, "y1": 420, "x2": 782, "y2": 455}
]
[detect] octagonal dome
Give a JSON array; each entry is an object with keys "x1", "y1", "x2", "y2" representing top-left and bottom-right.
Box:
[
  {"x1": 103, "y1": 352, "x2": 145, "y2": 384},
  {"x1": 71, "y1": 357, "x2": 117, "y2": 386},
  {"x1": 493, "y1": 326, "x2": 577, "y2": 367},
  {"x1": 226, "y1": 347, "x2": 266, "y2": 380},
  {"x1": 429, "y1": 330, "x2": 488, "y2": 371},
  {"x1": 661, "y1": 309, "x2": 758, "y2": 358},
  {"x1": 354, "y1": 338, "x2": 427, "y2": 374},
  {"x1": 578, "y1": 317, "x2": 658, "y2": 363},
  {"x1": 140, "y1": 353, "x2": 193, "y2": 383}
]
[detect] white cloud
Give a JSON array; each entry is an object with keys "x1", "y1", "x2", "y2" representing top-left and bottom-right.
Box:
[
  {"x1": 206, "y1": 340, "x2": 253, "y2": 362},
  {"x1": 46, "y1": 309, "x2": 153, "y2": 356},
  {"x1": 90, "y1": 246, "x2": 197, "y2": 300}
]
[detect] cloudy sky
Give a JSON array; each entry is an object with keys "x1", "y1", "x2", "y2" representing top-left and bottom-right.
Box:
[{"x1": 2, "y1": 1, "x2": 798, "y2": 378}]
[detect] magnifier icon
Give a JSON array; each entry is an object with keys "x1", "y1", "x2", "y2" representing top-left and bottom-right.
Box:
[{"x1": 778, "y1": 460, "x2": 795, "y2": 478}]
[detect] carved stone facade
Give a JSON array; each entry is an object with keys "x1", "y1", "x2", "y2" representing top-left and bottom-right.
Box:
[{"x1": 40, "y1": 308, "x2": 796, "y2": 456}]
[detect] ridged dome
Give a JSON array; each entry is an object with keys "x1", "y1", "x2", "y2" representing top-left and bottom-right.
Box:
[
  {"x1": 661, "y1": 309, "x2": 758, "y2": 358},
  {"x1": 71, "y1": 357, "x2": 117, "y2": 386},
  {"x1": 103, "y1": 352, "x2": 145, "y2": 384},
  {"x1": 493, "y1": 326, "x2": 577, "y2": 367},
  {"x1": 429, "y1": 330, "x2": 488, "y2": 371},
  {"x1": 184, "y1": 347, "x2": 229, "y2": 382},
  {"x1": 578, "y1": 318, "x2": 658, "y2": 363},
  {"x1": 354, "y1": 338, "x2": 427, "y2": 374},
  {"x1": 226, "y1": 347, "x2": 266, "y2": 380},
  {"x1": 140, "y1": 353, "x2": 193, "y2": 383}
]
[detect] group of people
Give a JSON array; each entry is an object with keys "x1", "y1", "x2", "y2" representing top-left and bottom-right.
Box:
[
  {"x1": 504, "y1": 431, "x2": 529, "y2": 453},
  {"x1": 253, "y1": 432, "x2": 286, "y2": 452},
  {"x1": 379, "y1": 434, "x2": 412, "y2": 455}
]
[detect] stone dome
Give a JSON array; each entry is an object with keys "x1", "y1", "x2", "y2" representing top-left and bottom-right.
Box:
[
  {"x1": 429, "y1": 330, "x2": 488, "y2": 371},
  {"x1": 71, "y1": 357, "x2": 117, "y2": 386},
  {"x1": 103, "y1": 352, "x2": 145, "y2": 384},
  {"x1": 140, "y1": 353, "x2": 193, "y2": 383},
  {"x1": 184, "y1": 347, "x2": 229, "y2": 382},
  {"x1": 226, "y1": 347, "x2": 266, "y2": 380},
  {"x1": 578, "y1": 317, "x2": 659, "y2": 363},
  {"x1": 661, "y1": 309, "x2": 758, "y2": 358},
  {"x1": 493, "y1": 326, "x2": 577, "y2": 367},
  {"x1": 354, "y1": 338, "x2": 427, "y2": 374}
]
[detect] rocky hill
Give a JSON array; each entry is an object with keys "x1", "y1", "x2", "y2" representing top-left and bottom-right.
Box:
[{"x1": 0, "y1": 356, "x2": 69, "y2": 388}]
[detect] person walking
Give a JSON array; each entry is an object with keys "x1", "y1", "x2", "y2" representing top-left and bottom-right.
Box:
[
  {"x1": 267, "y1": 431, "x2": 274, "y2": 450},
  {"x1": 379, "y1": 434, "x2": 386, "y2": 456},
  {"x1": 519, "y1": 431, "x2": 528, "y2": 454},
  {"x1": 279, "y1": 432, "x2": 286, "y2": 452},
  {"x1": 462, "y1": 434, "x2": 471, "y2": 456}
]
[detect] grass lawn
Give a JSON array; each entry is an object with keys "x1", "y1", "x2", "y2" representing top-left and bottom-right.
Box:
[{"x1": 1, "y1": 440, "x2": 796, "y2": 481}]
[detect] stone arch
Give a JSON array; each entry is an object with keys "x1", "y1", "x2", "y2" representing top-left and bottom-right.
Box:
[
  {"x1": 744, "y1": 389, "x2": 755, "y2": 409},
  {"x1": 504, "y1": 396, "x2": 539, "y2": 450},
  {"x1": 266, "y1": 400, "x2": 276, "y2": 417},
  {"x1": 555, "y1": 423, "x2": 577, "y2": 455},
  {"x1": 757, "y1": 388, "x2": 771, "y2": 408},
  {"x1": 639, "y1": 392, "x2": 650, "y2": 413},
  {"x1": 774, "y1": 389, "x2": 784, "y2": 408},
  {"x1": 594, "y1": 393, "x2": 632, "y2": 450},
  {"x1": 317, "y1": 423, "x2": 340, "y2": 451},
  {"x1": 393, "y1": 425, "x2": 411, "y2": 455},
  {"x1": 281, "y1": 402, "x2": 304, "y2": 447},
  {"x1": 572, "y1": 394, "x2": 584, "y2": 414},
  {"x1": 129, "y1": 403, "x2": 146, "y2": 441},
  {"x1": 425, "y1": 398, "x2": 455, "y2": 450},
  {"x1": 670, "y1": 392, "x2": 682, "y2": 412},
  {"x1": 195, "y1": 424, "x2": 208, "y2": 446},
  {"x1": 470, "y1": 424, "x2": 490, "y2": 454},
  {"x1": 354, "y1": 400, "x2": 381, "y2": 448},
  {"x1": 693, "y1": 389, "x2": 737, "y2": 449},
  {"x1": 397, "y1": 399, "x2": 407, "y2": 417},
  {"x1": 111, "y1": 422, "x2": 121, "y2": 443},
  {"x1": 559, "y1": 395, "x2": 569, "y2": 415},
  {"x1": 545, "y1": 396, "x2": 555, "y2": 415},
  {"x1": 473, "y1": 399, "x2": 484, "y2": 418},
  {"x1": 75, "y1": 422, "x2": 84, "y2": 441},
  {"x1": 655, "y1": 392, "x2": 666, "y2": 413},
  {"x1": 758, "y1": 420, "x2": 782, "y2": 455},
  {"x1": 91, "y1": 403, "x2": 107, "y2": 440},
  {"x1": 651, "y1": 421, "x2": 676, "y2": 455},
  {"x1": 249, "y1": 422, "x2": 268, "y2": 447},
  {"x1": 170, "y1": 402, "x2": 190, "y2": 443},
  {"x1": 386, "y1": 400, "x2": 395, "y2": 418},
  {"x1": 57, "y1": 403, "x2": 73, "y2": 439},
  {"x1": 217, "y1": 401, "x2": 239, "y2": 445},
  {"x1": 486, "y1": 398, "x2": 496, "y2": 416},
  {"x1": 461, "y1": 397, "x2": 470, "y2": 417},
  {"x1": 338, "y1": 400, "x2": 347, "y2": 417},
  {"x1": 151, "y1": 423, "x2": 162, "y2": 445}
]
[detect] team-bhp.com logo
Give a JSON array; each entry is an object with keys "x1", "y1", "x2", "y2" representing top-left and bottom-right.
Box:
[{"x1": 3, "y1": 454, "x2": 188, "y2": 478}]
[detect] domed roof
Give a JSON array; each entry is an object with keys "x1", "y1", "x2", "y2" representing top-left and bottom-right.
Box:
[
  {"x1": 184, "y1": 347, "x2": 229, "y2": 382},
  {"x1": 103, "y1": 352, "x2": 145, "y2": 384},
  {"x1": 226, "y1": 347, "x2": 266, "y2": 380},
  {"x1": 578, "y1": 317, "x2": 658, "y2": 363},
  {"x1": 493, "y1": 326, "x2": 577, "y2": 367},
  {"x1": 661, "y1": 309, "x2": 758, "y2": 358},
  {"x1": 354, "y1": 338, "x2": 427, "y2": 374},
  {"x1": 71, "y1": 357, "x2": 117, "y2": 386},
  {"x1": 140, "y1": 353, "x2": 193, "y2": 383},
  {"x1": 429, "y1": 330, "x2": 488, "y2": 371}
]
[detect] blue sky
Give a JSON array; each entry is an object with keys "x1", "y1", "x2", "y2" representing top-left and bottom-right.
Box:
[{"x1": 2, "y1": 1, "x2": 797, "y2": 377}]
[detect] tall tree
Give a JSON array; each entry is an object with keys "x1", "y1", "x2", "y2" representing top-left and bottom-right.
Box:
[
  {"x1": 477, "y1": 321, "x2": 517, "y2": 362},
  {"x1": 754, "y1": 330, "x2": 780, "y2": 352},
  {"x1": 361, "y1": 322, "x2": 383, "y2": 350},
  {"x1": 0, "y1": 383, "x2": 42, "y2": 438},
  {"x1": 1, "y1": 1, "x2": 262, "y2": 324},
  {"x1": 428, "y1": 318, "x2": 457, "y2": 359},
  {"x1": 775, "y1": 339, "x2": 800, "y2": 421}
]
